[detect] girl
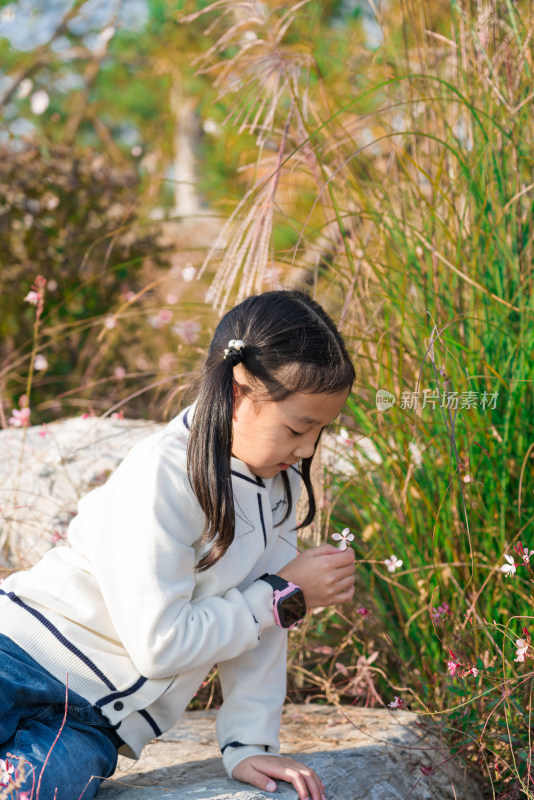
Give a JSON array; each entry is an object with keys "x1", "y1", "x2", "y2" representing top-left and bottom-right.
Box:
[{"x1": 0, "y1": 289, "x2": 356, "y2": 800}]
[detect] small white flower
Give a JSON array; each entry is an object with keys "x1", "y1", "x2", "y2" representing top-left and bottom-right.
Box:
[
  {"x1": 384, "y1": 555, "x2": 403, "y2": 573},
  {"x1": 34, "y1": 354, "x2": 48, "y2": 370},
  {"x1": 44, "y1": 194, "x2": 60, "y2": 210},
  {"x1": 17, "y1": 78, "x2": 33, "y2": 99},
  {"x1": 0, "y1": 758, "x2": 14, "y2": 785},
  {"x1": 331, "y1": 528, "x2": 354, "y2": 551},
  {"x1": 515, "y1": 638, "x2": 529, "y2": 662},
  {"x1": 500, "y1": 554, "x2": 516, "y2": 577},
  {"x1": 388, "y1": 696, "x2": 404, "y2": 708},
  {"x1": 203, "y1": 118, "x2": 221, "y2": 136},
  {"x1": 408, "y1": 441, "x2": 423, "y2": 467},
  {"x1": 336, "y1": 427, "x2": 355, "y2": 448},
  {"x1": 30, "y1": 89, "x2": 50, "y2": 115},
  {"x1": 520, "y1": 547, "x2": 534, "y2": 565},
  {"x1": 182, "y1": 264, "x2": 196, "y2": 282}
]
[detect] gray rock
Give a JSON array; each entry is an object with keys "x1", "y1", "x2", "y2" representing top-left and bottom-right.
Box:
[
  {"x1": 0, "y1": 416, "x2": 161, "y2": 566},
  {"x1": 99, "y1": 707, "x2": 483, "y2": 800}
]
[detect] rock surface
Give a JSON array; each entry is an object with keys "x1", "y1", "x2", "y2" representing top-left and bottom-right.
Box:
[
  {"x1": 0, "y1": 416, "x2": 160, "y2": 567},
  {"x1": 99, "y1": 707, "x2": 483, "y2": 800}
]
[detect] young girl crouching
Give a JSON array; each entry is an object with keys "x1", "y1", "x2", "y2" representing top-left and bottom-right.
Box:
[{"x1": 0, "y1": 289, "x2": 356, "y2": 800}]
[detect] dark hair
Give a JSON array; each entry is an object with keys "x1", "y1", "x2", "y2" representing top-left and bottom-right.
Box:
[{"x1": 187, "y1": 290, "x2": 355, "y2": 571}]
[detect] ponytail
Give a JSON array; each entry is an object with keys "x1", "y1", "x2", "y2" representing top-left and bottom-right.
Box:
[
  {"x1": 187, "y1": 290, "x2": 355, "y2": 572},
  {"x1": 187, "y1": 356, "x2": 236, "y2": 572}
]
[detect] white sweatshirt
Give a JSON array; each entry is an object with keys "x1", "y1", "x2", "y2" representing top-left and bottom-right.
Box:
[{"x1": 0, "y1": 404, "x2": 301, "y2": 778}]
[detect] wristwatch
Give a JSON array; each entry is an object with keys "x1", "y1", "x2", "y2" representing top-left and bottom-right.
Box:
[{"x1": 257, "y1": 573, "x2": 307, "y2": 629}]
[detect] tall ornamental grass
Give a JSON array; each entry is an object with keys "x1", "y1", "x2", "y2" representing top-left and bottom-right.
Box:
[{"x1": 183, "y1": 0, "x2": 534, "y2": 795}]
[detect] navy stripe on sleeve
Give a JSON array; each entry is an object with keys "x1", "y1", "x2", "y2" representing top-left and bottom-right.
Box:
[
  {"x1": 221, "y1": 741, "x2": 246, "y2": 753},
  {"x1": 138, "y1": 708, "x2": 162, "y2": 737}
]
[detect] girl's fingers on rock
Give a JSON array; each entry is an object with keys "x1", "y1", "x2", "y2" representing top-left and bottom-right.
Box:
[{"x1": 272, "y1": 759, "x2": 324, "y2": 800}]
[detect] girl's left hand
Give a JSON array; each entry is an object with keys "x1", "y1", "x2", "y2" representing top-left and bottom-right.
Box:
[{"x1": 232, "y1": 754, "x2": 326, "y2": 800}]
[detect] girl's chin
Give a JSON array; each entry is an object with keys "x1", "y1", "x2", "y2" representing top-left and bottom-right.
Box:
[{"x1": 248, "y1": 464, "x2": 288, "y2": 479}]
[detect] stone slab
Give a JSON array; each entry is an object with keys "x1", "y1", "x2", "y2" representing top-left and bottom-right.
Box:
[{"x1": 98, "y1": 707, "x2": 483, "y2": 800}]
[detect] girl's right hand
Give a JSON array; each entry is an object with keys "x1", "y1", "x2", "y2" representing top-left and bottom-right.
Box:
[{"x1": 276, "y1": 543, "x2": 355, "y2": 609}]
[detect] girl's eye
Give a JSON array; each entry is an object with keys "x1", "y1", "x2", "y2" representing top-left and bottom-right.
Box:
[{"x1": 289, "y1": 428, "x2": 305, "y2": 436}]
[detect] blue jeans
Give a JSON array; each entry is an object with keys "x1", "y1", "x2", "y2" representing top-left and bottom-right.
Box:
[{"x1": 0, "y1": 634, "x2": 120, "y2": 799}]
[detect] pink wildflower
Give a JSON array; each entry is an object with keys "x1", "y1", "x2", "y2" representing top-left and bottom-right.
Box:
[
  {"x1": 9, "y1": 407, "x2": 31, "y2": 428},
  {"x1": 514, "y1": 540, "x2": 534, "y2": 565},
  {"x1": 447, "y1": 650, "x2": 461, "y2": 676},
  {"x1": 173, "y1": 319, "x2": 201, "y2": 344},
  {"x1": 111, "y1": 411, "x2": 124, "y2": 420},
  {"x1": 159, "y1": 309, "x2": 173, "y2": 323},
  {"x1": 356, "y1": 607, "x2": 369, "y2": 617},
  {"x1": 0, "y1": 758, "x2": 14, "y2": 785},
  {"x1": 38, "y1": 423, "x2": 51, "y2": 438},
  {"x1": 447, "y1": 660, "x2": 460, "y2": 676},
  {"x1": 431, "y1": 602, "x2": 451, "y2": 621},
  {"x1": 388, "y1": 696, "x2": 405, "y2": 709},
  {"x1": 24, "y1": 275, "x2": 46, "y2": 316}
]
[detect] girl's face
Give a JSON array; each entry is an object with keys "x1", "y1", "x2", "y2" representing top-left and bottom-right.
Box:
[{"x1": 231, "y1": 380, "x2": 350, "y2": 479}]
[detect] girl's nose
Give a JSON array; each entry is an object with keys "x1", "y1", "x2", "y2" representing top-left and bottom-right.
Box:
[{"x1": 293, "y1": 434, "x2": 317, "y2": 459}]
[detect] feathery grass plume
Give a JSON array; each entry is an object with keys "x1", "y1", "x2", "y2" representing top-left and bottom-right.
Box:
[{"x1": 181, "y1": 1, "x2": 319, "y2": 310}]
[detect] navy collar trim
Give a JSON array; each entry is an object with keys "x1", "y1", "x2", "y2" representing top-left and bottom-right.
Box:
[{"x1": 231, "y1": 469, "x2": 265, "y2": 488}]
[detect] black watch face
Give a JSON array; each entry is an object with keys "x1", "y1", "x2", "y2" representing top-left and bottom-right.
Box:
[{"x1": 279, "y1": 588, "x2": 306, "y2": 628}]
